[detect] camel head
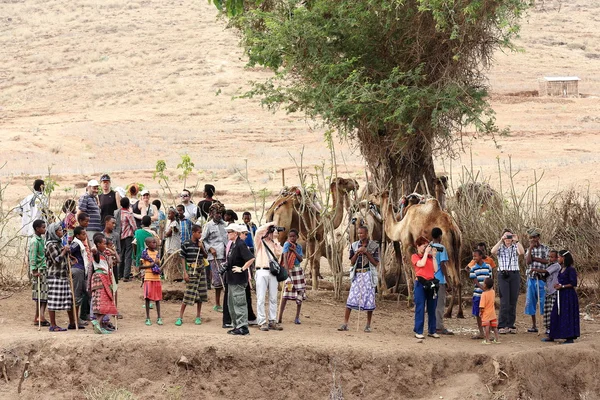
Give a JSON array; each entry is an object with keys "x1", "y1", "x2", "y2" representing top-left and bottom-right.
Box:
[
  {"x1": 367, "y1": 190, "x2": 389, "y2": 206},
  {"x1": 330, "y1": 177, "x2": 360, "y2": 195}
]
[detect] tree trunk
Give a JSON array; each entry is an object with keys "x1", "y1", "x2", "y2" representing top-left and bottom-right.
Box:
[{"x1": 357, "y1": 126, "x2": 436, "y2": 199}]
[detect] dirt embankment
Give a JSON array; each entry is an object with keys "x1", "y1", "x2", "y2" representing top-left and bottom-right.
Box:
[{"x1": 1, "y1": 337, "x2": 599, "y2": 399}]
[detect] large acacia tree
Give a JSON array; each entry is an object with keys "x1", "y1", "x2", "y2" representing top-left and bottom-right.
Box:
[{"x1": 212, "y1": 0, "x2": 528, "y2": 195}]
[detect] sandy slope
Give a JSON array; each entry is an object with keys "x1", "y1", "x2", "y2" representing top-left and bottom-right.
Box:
[{"x1": 1, "y1": 0, "x2": 600, "y2": 211}]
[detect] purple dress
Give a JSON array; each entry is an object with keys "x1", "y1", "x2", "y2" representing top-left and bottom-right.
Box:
[{"x1": 549, "y1": 266, "x2": 580, "y2": 340}]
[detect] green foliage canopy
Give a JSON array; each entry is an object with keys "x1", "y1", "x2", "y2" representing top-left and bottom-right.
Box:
[{"x1": 212, "y1": 0, "x2": 529, "y2": 191}]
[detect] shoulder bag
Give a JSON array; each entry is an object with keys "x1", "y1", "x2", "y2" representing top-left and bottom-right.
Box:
[{"x1": 262, "y1": 239, "x2": 288, "y2": 282}]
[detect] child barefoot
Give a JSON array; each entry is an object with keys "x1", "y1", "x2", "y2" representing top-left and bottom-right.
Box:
[
  {"x1": 479, "y1": 277, "x2": 500, "y2": 344},
  {"x1": 140, "y1": 237, "x2": 163, "y2": 326}
]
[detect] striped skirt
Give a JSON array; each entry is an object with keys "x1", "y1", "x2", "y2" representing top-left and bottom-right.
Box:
[
  {"x1": 544, "y1": 292, "x2": 557, "y2": 330},
  {"x1": 47, "y1": 276, "x2": 73, "y2": 311},
  {"x1": 183, "y1": 270, "x2": 208, "y2": 305},
  {"x1": 31, "y1": 273, "x2": 48, "y2": 303}
]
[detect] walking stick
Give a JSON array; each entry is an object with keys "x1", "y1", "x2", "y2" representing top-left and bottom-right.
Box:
[
  {"x1": 67, "y1": 257, "x2": 79, "y2": 331},
  {"x1": 537, "y1": 278, "x2": 542, "y2": 336},
  {"x1": 37, "y1": 273, "x2": 41, "y2": 331}
]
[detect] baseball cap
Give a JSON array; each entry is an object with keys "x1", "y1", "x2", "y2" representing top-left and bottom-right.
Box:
[
  {"x1": 238, "y1": 224, "x2": 249, "y2": 233},
  {"x1": 88, "y1": 179, "x2": 99, "y2": 187},
  {"x1": 100, "y1": 174, "x2": 111, "y2": 182},
  {"x1": 140, "y1": 189, "x2": 150, "y2": 196}
]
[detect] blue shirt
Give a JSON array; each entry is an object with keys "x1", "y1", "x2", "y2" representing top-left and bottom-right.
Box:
[
  {"x1": 469, "y1": 262, "x2": 492, "y2": 297},
  {"x1": 433, "y1": 243, "x2": 449, "y2": 284},
  {"x1": 243, "y1": 223, "x2": 257, "y2": 249},
  {"x1": 283, "y1": 241, "x2": 303, "y2": 266},
  {"x1": 180, "y1": 218, "x2": 192, "y2": 243}
]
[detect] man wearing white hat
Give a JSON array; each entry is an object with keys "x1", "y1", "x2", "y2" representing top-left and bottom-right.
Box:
[{"x1": 78, "y1": 180, "x2": 102, "y2": 243}]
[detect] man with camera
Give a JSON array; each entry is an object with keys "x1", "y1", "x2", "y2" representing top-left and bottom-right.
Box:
[
  {"x1": 254, "y1": 222, "x2": 284, "y2": 331},
  {"x1": 524, "y1": 228, "x2": 549, "y2": 333},
  {"x1": 491, "y1": 229, "x2": 525, "y2": 334}
]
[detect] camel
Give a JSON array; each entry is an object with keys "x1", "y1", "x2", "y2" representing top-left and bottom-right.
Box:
[
  {"x1": 371, "y1": 191, "x2": 464, "y2": 318},
  {"x1": 266, "y1": 177, "x2": 359, "y2": 289},
  {"x1": 434, "y1": 175, "x2": 449, "y2": 210}
]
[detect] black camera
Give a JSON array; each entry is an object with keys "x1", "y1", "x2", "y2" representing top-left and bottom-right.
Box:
[
  {"x1": 268, "y1": 225, "x2": 285, "y2": 233},
  {"x1": 430, "y1": 243, "x2": 444, "y2": 251},
  {"x1": 506, "y1": 234, "x2": 513, "y2": 239}
]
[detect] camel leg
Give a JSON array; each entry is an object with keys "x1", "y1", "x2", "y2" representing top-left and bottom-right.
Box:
[
  {"x1": 402, "y1": 244, "x2": 414, "y2": 308},
  {"x1": 456, "y1": 281, "x2": 464, "y2": 318}
]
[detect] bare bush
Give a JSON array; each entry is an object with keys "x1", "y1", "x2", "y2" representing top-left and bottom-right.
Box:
[{"x1": 449, "y1": 158, "x2": 600, "y2": 303}]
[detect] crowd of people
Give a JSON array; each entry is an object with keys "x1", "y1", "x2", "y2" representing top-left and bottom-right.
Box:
[{"x1": 20, "y1": 178, "x2": 581, "y2": 343}]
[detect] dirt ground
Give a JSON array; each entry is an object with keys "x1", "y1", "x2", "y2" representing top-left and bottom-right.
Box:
[
  {"x1": 2, "y1": 0, "x2": 600, "y2": 398},
  {"x1": 1, "y1": 280, "x2": 600, "y2": 400}
]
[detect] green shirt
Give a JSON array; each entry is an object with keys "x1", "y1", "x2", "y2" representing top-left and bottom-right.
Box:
[
  {"x1": 29, "y1": 234, "x2": 46, "y2": 272},
  {"x1": 133, "y1": 228, "x2": 155, "y2": 266}
]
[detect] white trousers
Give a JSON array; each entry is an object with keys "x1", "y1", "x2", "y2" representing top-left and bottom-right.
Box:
[{"x1": 255, "y1": 269, "x2": 278, "y2": 326}]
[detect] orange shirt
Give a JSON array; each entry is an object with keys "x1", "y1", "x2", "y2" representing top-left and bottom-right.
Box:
[
  {"x1": 479, "y1": 289, "x2": 497, "y2": 322},
  {"x1": 411, "y1": 253, "x2": 435, "y2": 280},
  {"x1": 468, "y1": 256, "x2": 496, "y2": 269},
  {"x1": 142, "y1": 249, "x2": 161, "y2": 282}
]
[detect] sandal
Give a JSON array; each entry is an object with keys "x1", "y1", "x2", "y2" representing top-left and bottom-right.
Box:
[
  {"x1": 364, "y1": 325, "x2": 372, "y2": 333},
  {"x1": 337, "y1": 324, "x2": 349, "y2": 331},
  {"x1": 34, "y1": 320, "x2": 51, "y2": 327},
  {"x1": 68, "y1": 323, "x2": 85, "y2": 330},
  {"x1": 104, "y1": 322, "x2": 116, "y2": 330},
  {"x1": 195, "y1": 317, "x2": 202, "y2": 325},
  {"x1": 175, "y1": 318, "x2": 183, "y2": 326},
  {"x1": 527, "y1": 327, "x2": 538, "y2": 333},
  {"x1": 49, "y1": 326, "x2": 67, "y2": 332},
  {"x1": 294, "y1": 318, "x2": 301, "y2": 325}
]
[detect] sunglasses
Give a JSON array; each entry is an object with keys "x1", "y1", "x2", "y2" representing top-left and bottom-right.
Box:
[
  {"x1": 180, "y1": 194, "x2": 189, "y2": 198},
  {"x1": 142, "y1": 194, "x2": 150, "y2": 197}
]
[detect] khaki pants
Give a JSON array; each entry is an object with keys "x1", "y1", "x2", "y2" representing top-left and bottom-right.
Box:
[{"x1": 228, "y1": 283, "x2": 248, "y2": 329}]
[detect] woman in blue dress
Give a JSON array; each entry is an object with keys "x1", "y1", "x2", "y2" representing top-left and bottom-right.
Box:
[{"x1": 544, "y1": 250, "x2": 580, "y2": 344}]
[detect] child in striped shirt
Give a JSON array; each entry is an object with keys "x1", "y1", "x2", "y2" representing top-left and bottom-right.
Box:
[{"x1": 469, "y1": 249, "x2": 492, "y2": 340}]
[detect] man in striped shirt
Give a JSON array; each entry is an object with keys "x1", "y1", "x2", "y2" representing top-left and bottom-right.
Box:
[
  {"x1": 117, "y1": 197, "x2": 136, "y2": 281},
  {"x1": 78, "y1": 180, "x2": 102, "y2": 243},
  {"x1": 469, "y1": 249, "x2": 492, "y2": 340},
  {"x1": 491, "y1": 229, "x2": 525, "y2": 334}
]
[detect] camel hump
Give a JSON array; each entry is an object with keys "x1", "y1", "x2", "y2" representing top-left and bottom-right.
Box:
[{"x1": 423, "y1": 198, "x2": 442, "y2": 211}]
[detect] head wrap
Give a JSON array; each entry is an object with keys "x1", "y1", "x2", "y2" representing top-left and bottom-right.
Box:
[
  {"x1": 209, "y1": 201, "x2": 226, "y2": 215},
  {"x1": 45, "y1": 222, "x2": 63, "y2": 249}
]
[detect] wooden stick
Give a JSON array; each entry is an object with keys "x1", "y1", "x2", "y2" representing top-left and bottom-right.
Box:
[
  {"x1": 17, "y1": 358, "x2": 29, "y2": 394},
  {"x1": 67, "y1": 257, "x2": 78, "y2": 331},
  {"x1": 0, "y1": 355, "x2": 8, "y2": 383},
  {"x1": 37, "y1": 275, "x2": 41, "y2": 332},
  {"x1": 537, "y1": 279, "x2": 542, "y2": 336}
]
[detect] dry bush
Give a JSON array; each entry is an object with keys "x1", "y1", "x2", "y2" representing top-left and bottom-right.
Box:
[{"x1": 449, "y1": 159, "x2": 600, "y2": 303}]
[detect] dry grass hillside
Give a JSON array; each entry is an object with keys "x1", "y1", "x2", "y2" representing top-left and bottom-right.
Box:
[{"x1": 0, "y1": 0, "x2": 599, "y2": 206}]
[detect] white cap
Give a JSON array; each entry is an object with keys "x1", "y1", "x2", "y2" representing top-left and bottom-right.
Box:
[
  {"x1": 238, "y1": 224, "x2": 249, "y2": 233},
  {"x1": 225, "y1": 224, "x2": 238, "y2": 232},
  {"x1": 140, "y1": 189, "x2": 150, "y2": 196},
  {"x1": 87, "y1": 179, "x2": 99, "y2": 187}
]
